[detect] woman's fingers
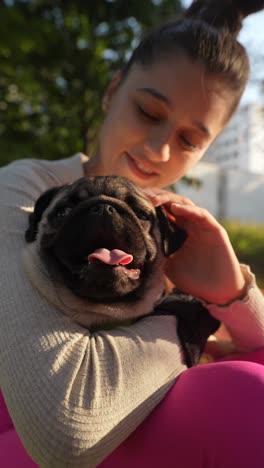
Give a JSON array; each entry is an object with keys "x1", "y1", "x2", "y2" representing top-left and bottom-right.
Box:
[
  {"x1": 142, "y1": 188, "x2": 195, "y2": 207},
  {"x1": 143, "y1": 189, "x2": 246, "y2": 304},
  {"x1": 169, "y1": 203, "x2": 223, "y2": 232},
  {"x1": 143, "y1": 187, "x2": 225, "y2": 240}
]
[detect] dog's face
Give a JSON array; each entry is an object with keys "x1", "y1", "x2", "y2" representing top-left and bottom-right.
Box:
[{"x1": 24, "y1": 176, "x2": 187, "y2": 326}]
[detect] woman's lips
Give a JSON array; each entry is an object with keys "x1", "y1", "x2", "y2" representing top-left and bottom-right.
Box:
[{"x1": 125, "y1": 153, "x2": 158, "y2": 180}]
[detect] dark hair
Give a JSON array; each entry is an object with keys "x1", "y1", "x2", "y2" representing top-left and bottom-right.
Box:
[{"x1": 121, "y1": 0, "x2": 264, "y2": 119}]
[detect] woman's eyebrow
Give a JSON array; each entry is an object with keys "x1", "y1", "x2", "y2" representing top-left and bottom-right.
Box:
[
  {"x1": 136, "y1": 87, "x2": 171, "y2": 107},
  {"x1": 191, "y1": 119, "x2": 211, "y2": 138}
]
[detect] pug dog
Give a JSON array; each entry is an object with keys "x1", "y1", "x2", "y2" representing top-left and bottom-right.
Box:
[{"x1": 23, "y1": 175, "x2": 219, "y2": 366}]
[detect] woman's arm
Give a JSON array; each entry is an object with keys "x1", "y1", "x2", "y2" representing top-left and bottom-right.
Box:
[
  {"x1": 205, "y1": 265, "x2": 264, "y2": 352},
  {"x1": 146, "y1": 188, "x2": 264, "y2": 354},
  {"x1": 0, "y1": 156, "x2": 186, "y2": 468}
]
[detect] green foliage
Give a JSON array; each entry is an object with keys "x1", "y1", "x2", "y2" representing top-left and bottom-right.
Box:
[
  {"x1": 0, "y1": 0, "x2": 182, "y2": 165},
  {"x1": 223, "y1": 221, "x2": 264, "y2": 288}
]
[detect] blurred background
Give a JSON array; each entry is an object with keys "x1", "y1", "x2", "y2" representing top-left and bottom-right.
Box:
[
  {"x1": 0, "y1": 0, "x2": 263, "y2": 286},
  {"x1": 179, "y1": 1, "x2": 264, "y2": 288},
  {"x1": 0, "y1": 0, "x2": 183, "y2": 164}
]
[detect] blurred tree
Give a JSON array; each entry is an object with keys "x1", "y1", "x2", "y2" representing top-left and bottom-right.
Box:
[{"x1": 0, "y1": 0, "x2": 182, "y2": 165}]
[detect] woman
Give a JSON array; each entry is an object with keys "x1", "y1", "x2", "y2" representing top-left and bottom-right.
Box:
[{"x1": 1, "y1": 0, "x2": 264, "y2": 467}]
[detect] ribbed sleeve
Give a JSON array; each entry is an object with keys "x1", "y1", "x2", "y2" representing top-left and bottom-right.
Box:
[{"x1": 206, "y1": 265, "x2": 264, "y2": 352}]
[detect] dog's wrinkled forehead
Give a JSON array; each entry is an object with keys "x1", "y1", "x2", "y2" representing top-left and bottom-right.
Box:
[{"x1": 60, "y1": 176, "x2": 155, "y2": 212}]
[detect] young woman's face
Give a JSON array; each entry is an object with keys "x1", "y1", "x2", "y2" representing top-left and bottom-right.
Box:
[{"x1": 95, "y1": 54, "x2": 231, "y2": 188}]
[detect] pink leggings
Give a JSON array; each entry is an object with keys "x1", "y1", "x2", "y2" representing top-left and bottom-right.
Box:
[{"x1": 1, "y1": 349, "x2": 264, "y2": 468}]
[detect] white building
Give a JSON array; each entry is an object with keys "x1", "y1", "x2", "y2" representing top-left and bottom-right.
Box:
[
  {"x1": 204, "y1": 103, "x2": 264, "y2": 174},
  {"x1": 177, "y1": 162, "x2": 264, "y2": 224}
]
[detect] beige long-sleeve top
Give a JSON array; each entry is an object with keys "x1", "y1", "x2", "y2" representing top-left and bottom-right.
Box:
[{"x1": 1, "y1": 153, "x2": 264, "y2": 468}]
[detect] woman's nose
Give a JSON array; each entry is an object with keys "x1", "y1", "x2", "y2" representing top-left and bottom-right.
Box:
[{"x1": 144, "y1": 129, "x2": 172, "y2": 162}]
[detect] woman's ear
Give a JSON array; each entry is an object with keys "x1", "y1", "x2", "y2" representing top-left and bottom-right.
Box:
[{"x1": 102, "y1": 70, "x2": 122, "y2": 112}]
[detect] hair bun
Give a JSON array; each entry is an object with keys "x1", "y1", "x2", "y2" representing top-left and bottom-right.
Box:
[
  {"x1": 185, "y1": 0, "x2": 264, "y2": 36},
  {"x1": 236, "y1": 0, "x2": 264, "y2": 17}
]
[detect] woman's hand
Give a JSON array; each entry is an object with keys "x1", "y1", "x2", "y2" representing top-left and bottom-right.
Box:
[{"x1": 144, "y1": 188, "x2": 246, "y2": 305}]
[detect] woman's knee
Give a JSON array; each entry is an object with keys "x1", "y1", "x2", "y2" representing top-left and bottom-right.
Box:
[
  {"x1": 160, "y1": 361, "x2": 264, "y2": 467},
  {"x1": 100, "y1": 361, "x2": 264, "y2": 468}
]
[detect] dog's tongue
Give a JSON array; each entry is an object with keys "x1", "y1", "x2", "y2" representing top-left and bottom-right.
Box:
[{"x1": 88, "y1": 248, "x2": 133, "y2": 266}]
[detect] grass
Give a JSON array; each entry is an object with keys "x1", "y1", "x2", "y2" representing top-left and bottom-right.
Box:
[{"x1": 223, "y1": 221, "x2": 264, "y2": 288}]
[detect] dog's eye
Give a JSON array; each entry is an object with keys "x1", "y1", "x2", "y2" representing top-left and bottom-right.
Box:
[
  {"x1": 136, "y1": 209, "x2": 151, "y2": 221},
  {"x1": 55, "y1": 206, "x2": 72, "y2": 218}
]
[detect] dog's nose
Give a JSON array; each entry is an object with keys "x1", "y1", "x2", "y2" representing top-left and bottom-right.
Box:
[{"x1": 88, "y1": 204, "x2": 115, "y2": 216}]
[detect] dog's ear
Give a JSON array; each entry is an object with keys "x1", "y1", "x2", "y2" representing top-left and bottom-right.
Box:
[
  {"x1": 25, "y1": 187, "x2": 61, "y2": 243},
  {"x1": 156, "y1": 206, "x2": 187, "y2": 256}
]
